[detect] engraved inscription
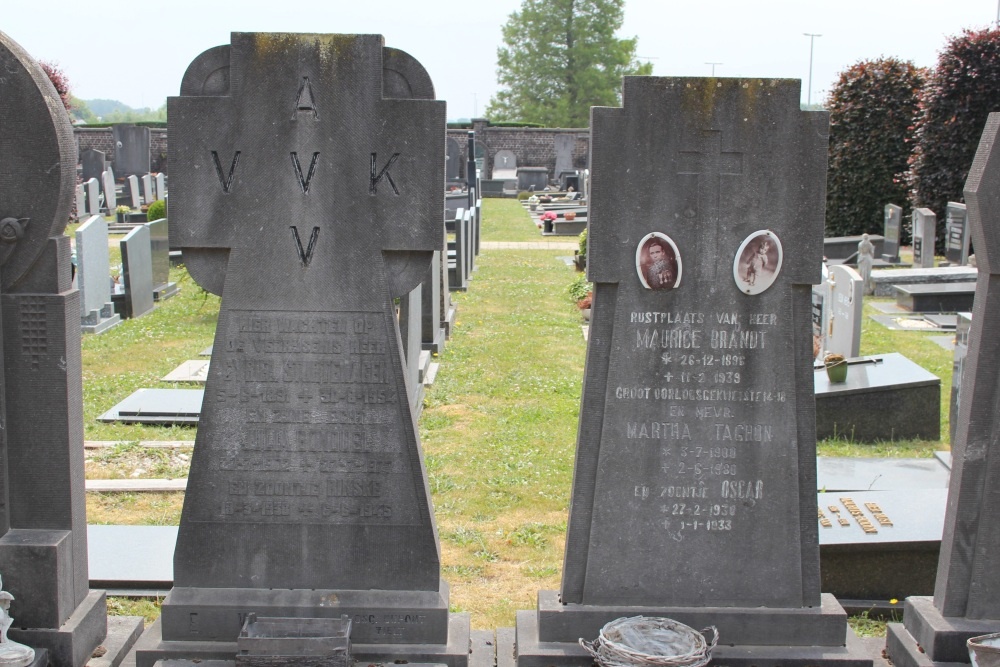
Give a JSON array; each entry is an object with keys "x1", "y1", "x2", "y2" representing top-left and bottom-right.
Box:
[
  {"x1": 293, "y1": 76, "x2": 319, "y2": 119},
  {"x1": 290, "y1": 226, "x2": 320, "y2": 267},
  {"x1": 290, "y1": 152, "x2": 321, "y2": 194},
  {"x1": 211, "y1": 151, "x2": 241, "y2": 193},
  {"x1": 19, "y1": 297, "x2": 47, "y2": 369},
  {"x1": 370, "y1": 153, "x2": 400, "y2": 195}
]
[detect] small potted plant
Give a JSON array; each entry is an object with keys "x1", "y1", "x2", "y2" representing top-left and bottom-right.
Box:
[
  {"x1": 569, "y1": 275, "x2": 593, "y2": 321},
  {"x1": 115, "y1": 205, "x2": 131, "y2": 224},
  {"x1": 574, "y1": 229, "x2": 588, "y2": 271},
  {"x1": 539, "y1": 210, "x2": 557, "y2": 233},
  {"x1": 824, "y1": 352, "x2": 848, "y2": 383}
]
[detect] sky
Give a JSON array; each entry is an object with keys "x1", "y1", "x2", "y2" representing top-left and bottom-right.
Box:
[{"x1": 4, "y1": 0, "x2": 998, "y2": 122}]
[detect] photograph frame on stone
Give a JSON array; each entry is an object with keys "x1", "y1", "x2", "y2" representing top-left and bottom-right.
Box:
[
  {"x1": 734, "y1": 229, "x2": 783, "y2": 295},
  {"x1": 636, "y1": 232, "x2": 682, "y2": 290}
]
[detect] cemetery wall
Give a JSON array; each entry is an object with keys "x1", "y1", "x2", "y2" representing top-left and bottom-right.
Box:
[{"x1": 74, "y1": 127, "x2": 169, "y2": 173}]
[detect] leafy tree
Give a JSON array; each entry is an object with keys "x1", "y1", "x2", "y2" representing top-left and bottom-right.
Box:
[
  {"x1": 486, "y1": 0, "x2": 652, "y2": 127},
  {"x1": 825, "y1": 58, "x2": 925, "y2": 239},
  {"x1": 38, "y1": 60, "x2": 72, "y2": 113},
  {"x1": 909, "y1": 27, "x2": 1000, "y2": 248}
]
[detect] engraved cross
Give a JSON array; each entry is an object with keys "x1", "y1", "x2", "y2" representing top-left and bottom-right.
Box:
[{"x1": 677, "y1": 130, "x2": 743, "y2": 279}]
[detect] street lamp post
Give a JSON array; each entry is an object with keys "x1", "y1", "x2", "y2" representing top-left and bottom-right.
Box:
[{"x1": 804, "y1": 33, "x2": 822, "y2": 106}]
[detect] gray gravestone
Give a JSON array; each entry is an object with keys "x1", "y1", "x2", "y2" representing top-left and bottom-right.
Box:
[
  {"x1": 826, "y1": 264, "x2": 863, "y2": 358},
  {"x1": 422, "y1": 249, "x2": 444, "y2": 353},
  {"x1": 554, "y1": 134, "x2": 574, "y2": 177},
  {"x1": 913, "y1": 207, "x2": 937, "y2": 268},
  {"x1": 125, "y1": 175, "x2": 141, "y2": 209},
  {"x1": 491, "y1": 149, "x2": 517, "y2": 180},
  {"x1": 886, "y1": 113, "x2": 1000, "y2": 667},
  {"x1": 111, "y1": 124, "x2": 151, "y2": 178},
  {"x1": 445, "y1": 137, "x2": 461, "y2": 182},
  {"x1": 118, "y1": 224, "x2": 154, "y2": 319},
  {"x1": 132, "y1": 32, "x2": 467, "y2": 667},
  {"x1": 516, "y1": 166, "x2": 547, "y2": 191},
  {"x1": 399, "y1": 283, "x2": 424, "y2": 416},
  {"x1": 811, "y1": 264, "x2": 829, "y2": 361},
  {"x1": 949, "y1": 312, "x2": 972, "y2": 445},
  {"x1": 0, "y1": 30, "x2": 108, "y2": 666},
  {"x1": 80, "y1": 148, "x2": 106, "y2": 183},
  {"x1": 84, "y1": 178, "x2": 101, "y2": 216},
  {"x1": 945, "y1": 201, "x2": 970, "y2": 266},
  {"x1": 515, "y1": 78, "x2": 871, "y2": 667},
  {"x1": 75, "y1": 216, "x2": 120, "y2": 334},
  {"x1": 883, "y1": 203, "x2": 902, "y2": 263},
  {"x1": 145, "y1": 218, "x2": 177, "y2": 301},
  {"x1": 101, "y1": 168, "x2": 117, "y2": 213},
  {"x1": 74, "y1": 184, "x2": 86, "y2": 220},
  {"x1": 154, "y1": 173, "x2": 165, "y2": 201},
  {"x1": 141, "y1": 174, "x2": 154, "y2": 205}
]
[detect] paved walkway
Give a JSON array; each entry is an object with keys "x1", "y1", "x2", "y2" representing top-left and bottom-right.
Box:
[{"x1": 481, "y1": 241, "x2": 577, "y2": 250}]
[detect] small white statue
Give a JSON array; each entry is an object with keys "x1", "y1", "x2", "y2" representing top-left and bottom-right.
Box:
[
  {"x1": 0, "y1": 575, "x2": 35, "y2": 667},
  {"x1": 857, "y1": 233, "x2": 875, "y2": 296}
]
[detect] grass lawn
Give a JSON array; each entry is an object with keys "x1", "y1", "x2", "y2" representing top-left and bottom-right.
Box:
[{"x1": 86, "y1": 199, "x2": 955, "y2": 635}]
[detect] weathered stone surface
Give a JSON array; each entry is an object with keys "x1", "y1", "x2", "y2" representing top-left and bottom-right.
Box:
[
  {"x1": 912, "y1": 208, "x2": 937, "y2": 268},
  {"x1": 75, "y1": 216, "x2": 120, "y2": 334},
  {"x1": 883, "y1": 204, "x2": 903, "y2": 262},
  {"x1": 112, "y1": 125, "x2": 151, "y2": 177},
  {"x1": 945, "y1": 202, "x2": 970, "y2": 266}
]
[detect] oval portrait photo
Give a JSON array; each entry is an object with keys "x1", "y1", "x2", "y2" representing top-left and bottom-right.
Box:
[
  {"x1": 734, "y1": 230, "x2": 783, "y2": 295},
  {"x1": 636, "y1": 233, "x2": 682, "y2": 290}
]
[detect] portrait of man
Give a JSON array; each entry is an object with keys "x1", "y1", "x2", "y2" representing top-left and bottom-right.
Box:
[{"x1": 636, "y1": 233, "x2": 681, "y2": 290}]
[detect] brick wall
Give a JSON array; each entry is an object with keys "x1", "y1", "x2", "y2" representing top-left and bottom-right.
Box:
[{"x1": 74, "y1": 127, "x2": 169, "y2": 173}]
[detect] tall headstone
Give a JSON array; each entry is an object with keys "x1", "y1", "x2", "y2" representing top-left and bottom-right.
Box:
[
  {"x1": 111, "y1": 124, "x2": 151, "y2": 177},
  {"x1": 945, "y1": 201, "x2": 970, "y2": 266},
  {"x1": 145, "y1": 218, "x2": 178, "y2": 301},
  {"x1": 74, "y1": 185, "x2": 86, "y2": 220},
  {"x1": 515, "y1": 77, "x2": 870, "y2": 667},
  {"x1": 554, "y1": 134, "x2": 574, "y2": 177},
  {"x1": 886, "y1": 113, "x2": 1000, "y2": 667},
  {"x1": 0, "y1": 29, "x2": 107, "y2": 666},
  {"x1": 883, "y1": 203, "x2": 902, "y2": 262},
  {"x1": 811, "y1": 264, "x2": 830, "y2": 361},
  {"x1": 125, "y1": 175, "x2": 141, "y2": 209},
  {"x1": 826, "y1": 264, "x2": 863, "y2": 358},
  {"x1": 154, "y1": 173, "x2": 166, "y2": 201},
  {"x1": 79, "y1": 148, "x2": 106, "y2": 183},
  {"x1": 422, "y1": 249, "x2": 444, "y2": 353},
  {"x1": 912, "y1": 207, "x2": 937, "y2": 268},
  {"x1": 101, "y1": 167, "x2": 117, "y2": 213},
  {"x1": 84, "y1": 178, "x2": 101, "y2": 215},
  {"x1": 133, "y1": 32, "x2": 467, "y2": 667},
  {"x1": 141, "y1": 174, "x2": 154, "y2": 205},
  {"x1": 75, "y1": 216, "x2": 120, "y2": 334},
  {"x1": 117, "y1": 224, "x2": 154, "y2": 319},
  {"x1": 492, "y1": 149, "x2": 517, "y2": 180},
  {"x1": 445, "y1": 137, "x2": 461, "y2": 183}
]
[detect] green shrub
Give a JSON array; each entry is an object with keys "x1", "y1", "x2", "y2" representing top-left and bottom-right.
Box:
[
  {"x1": 910, "y1": 27, "x2": 1000, "y2": 250},
  {"x1": 517, "y1": 191, "x2": 531, "y2": 200},
  {"x1": 578, "y1": 229, "x2": 588, "y2": 257},
  {"x1": 825, "y1": 58, "x2": 924, "y2": 241},
  {"x1": 146, "y1": 199, "x2": 166, "y2": 221},
  {"x1": 568, "y1": 274, "x2": 592, "y2": 303}
]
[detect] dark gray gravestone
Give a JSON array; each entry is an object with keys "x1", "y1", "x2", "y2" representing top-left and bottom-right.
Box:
[
  {"x1": 949, "y1": 312, "x2": 972, "y2": 444},
  {"x1": 886, "y1": 113, "x2": 1000, "y2": 667},
  {"x1": 145, "y1": 218, "x2": 178, "y2": 301},
  {"x1": 553, "y1": 134, "x2": 574, "y2": 176},
  {"x1": 111, "y1": 124, "x2": 151, "y2": 178},
  {"x1": 883, "y1": 203, "x2": 902, "y2": 262},
  {"x1": 516, "y1": 78, "x2": 871, "y2": 667},
  {"x1": 133, "y1": 32, "x2": 467, "y2": 667},
  {"x1": 445, "y1": 137, "x2": 461, "y2": 182},
  {"x1": 422, "y1": 250, "x2": 444, "y2": 353},
  {"x1": 399, "y1": 284, "x2": 424, "y2": 416},
  {"x1": 80, "y1": 148, "x2": 106, "y2": 183},
  {"x1": 895, "y1": 282, "x2": 976, "y2": 313},
  {"x1": 912, "y1": 207, "x2": 937, "y2": 268},
  {"x1": 0, "y1": 29, "x2": 108, "y2": 666},
  {"x1": 75, "y1": 216, "x2": 120, "y2": 334},
  {"x1": 118, "y1": 224, "x2": 154, "y2": 319},
  {"x1": 516, "y1": 166, "x2": 547, "y2": 191},
  {"x1": 945, "y1": 202, "x2": 970, "y2": 266}
]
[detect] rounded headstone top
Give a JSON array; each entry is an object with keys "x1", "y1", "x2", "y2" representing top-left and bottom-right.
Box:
[{"x1": 0, "y1": 30, "x2": 76, "y2": 290}]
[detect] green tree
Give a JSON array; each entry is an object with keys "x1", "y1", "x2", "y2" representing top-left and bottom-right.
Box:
[
  {"x1": 825, "y1": 58, "x2": 925, "y2": 239},
  {"x1": 910, "y1": 27, "x2": 1000, "y2": 249},
  {"x1": 486, "y1": 0, "x2": 652, "y2": 127}
]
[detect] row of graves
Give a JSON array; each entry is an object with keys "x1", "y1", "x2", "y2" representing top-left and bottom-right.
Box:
[
  {"x1": 4, "y1": 26, "x2": 1000, "y2": 667},
  {"x1": 76, "y1": 151, "x2": 166, "y2": 229}
]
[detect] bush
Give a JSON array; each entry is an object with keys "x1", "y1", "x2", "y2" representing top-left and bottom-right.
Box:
[
  {"x1": 517, "y1": 191, "x2": 531, "y2": 200},
  {"x1": 825, "y1": 58, "x2": 925, "y2": 241},
  {"x1": 578, "y1": 229, "x2": 588, "y2": 257},
  {"x1": 568, "y1": 274, "x2": 592, "y2": 303},
  {"x1": 146, "y1": 199, "x2": 166, "y2": 221},
  {"x1": 909, "y1": 27, "x2": 1000, "y2": 250}
]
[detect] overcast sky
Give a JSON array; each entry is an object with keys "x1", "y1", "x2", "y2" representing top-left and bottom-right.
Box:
[{"x1": 4, "y1": 0, "x2": 997, "y2": 121}]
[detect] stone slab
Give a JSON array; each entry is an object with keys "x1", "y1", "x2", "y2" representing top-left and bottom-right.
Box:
[
  {"x1": 91, "y1": 616, "x2": 146, "y2": 667},
  {"x1": 496, "y1": 627, "x2": 515, "y2": 667},
  {"x1": 815, "y1": 354, "x2": 940, "y2": 442},
  {"x1": 816, "y1": 457, "x2": 950, "y2": 492},
  {"x1": 895, "y1": 283, "x2": 977, "y2": 313},
  {"x1": 86, "y1": 479, "x2": 187, "y2": 492},
  {"x1": 97, "y1": 389, "x2": 203, "y2": 425},
  {"x1": 87, "y1": 526, "x2": 176, "y2": 588},
  {"x1": 885, "y1": 623, "x2": 968, "y2": 667},
  {"x1": 9, "y1": 590, "x2": 107, "y2": 667},
  {"x1": 469, "y1": 630, "x2": 494, "y2": 667},
  {"x1": 825, "y1": 235, "x2": 885, "y2": 261},
  {"x1": 161, "y1": 360, "x2": 210, "y2": 383},
  {"x1": 869, "y1": 314, "x2": 956, "y2": 332},
  {"x1": 199, "y1": 346, "x2": 212, "y2": 356},
  {"x1": 871, "y1": 267, "x2": 977, "y2": 297},
  {"x1": 516, "y1": 609, "x2": 874, "y2": 667}
]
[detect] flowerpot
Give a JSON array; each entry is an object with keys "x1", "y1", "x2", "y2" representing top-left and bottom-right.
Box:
[
  {"x1": 116, "y1": 212, "x2": 127, "y2": 224},
  {"x1": 565, "y1": 211, "x2": 576, "y2": 221},
  {"x1": 529, "y1": 204, "x2": 537, "y2": 211},
  {"x1": 825, "y1": 360, "x2": 848, "y2": 383},
  {"x1": 581, "y1": 308, "x2": 591, "y2": 322},
  {"x1": 543, "y1": 219, "x2": 554, "y2": 234},
  {"x1": 970, "y1": 634, "x2": 1000, "y2": 667}
]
